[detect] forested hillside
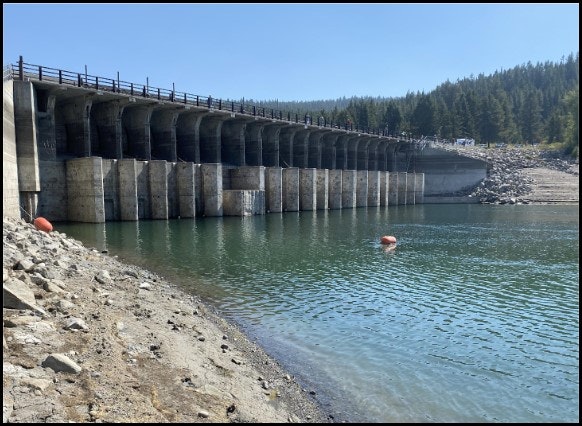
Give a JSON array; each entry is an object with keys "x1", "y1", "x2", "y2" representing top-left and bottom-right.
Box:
[{"x1": 250, "y1": 52, "x2": 578, "y2": 156}]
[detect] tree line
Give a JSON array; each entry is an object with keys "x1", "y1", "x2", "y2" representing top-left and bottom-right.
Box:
[{"x1": 250, "y1": 52, "x2": 578, "y2": 157}]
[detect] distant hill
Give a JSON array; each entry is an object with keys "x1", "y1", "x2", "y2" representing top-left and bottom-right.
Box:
[{"x1": 255, "y1": 52, "x2": 579, "y2": 156}]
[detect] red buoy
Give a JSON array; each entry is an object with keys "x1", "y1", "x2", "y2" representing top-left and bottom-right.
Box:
[
  {"x1": 380, "y1": 235, "x2": 397, "y2": 245},
  {"x1": 33, "y1": 217, "x2": 53, "y2": 233}
]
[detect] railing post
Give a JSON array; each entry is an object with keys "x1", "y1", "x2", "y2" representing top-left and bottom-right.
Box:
[
  {"x1": 59, "y1": 70, "x2": 62, "y2": 85},
  {"x1": 253, "y1": 106, "x2": 256, "y2": 116},
  {"x1": 218, "y1": 99, "x2": 222, "y2": 110},
  {"x1": 38, "y1": 66, "x2": 42, "y2": 81},
  {"x1": 78, "y1": 74, "x2": 82, "y2": 87},
  {"x1": 196, "y1": 96, "x2": 199, "y2": 106},
  {"x1": 231, "y1": 101, "x2": 234, "y2": 112},
  {"x1": 184, "y1": 93, "x2": 187, "y2": 104},
  {"x1": 157, "y1": 88, "x2": 160, "y2": 100},
  {"x1": 130, "y1": 83, "x2": 133, "y2": 95},
  {"x1": 112, "y1": 79, "x2": 115, "y2": 92},
  {"x1": 95, "y1": 76, "x2": 99, "y2": 90},
  {"x1": 18, "y1": 56, "x2": 23, "y2": 81}
]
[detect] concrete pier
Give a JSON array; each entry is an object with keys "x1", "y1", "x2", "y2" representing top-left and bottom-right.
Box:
[
  {"x1": 66, "y1": 157, "x2": 104, "y2": 223},
  {"x1": 328, "y1": 169, "x2": 343, "y2": 210},
  {"x1": 342, "y1": 170, "x2": 357, "y2": 208},
  {"x1": 265, "y1": 167, "x2": 283, "y2": 213},
  {"x1": 316, "y1": 169, "x2": 329, "y2": 210},
  {"x1": 397, "y1": 172, "x2": 408, "y2": 205},
  {"x1": 282, "y1": 167, "x2": 300, "y2": 212},
  {"x1": 299, "y1": 168, "x2": 317, "y2": 211},
  {"x1": 356, "y1": 170, "x2": 368, "y2": 207}
]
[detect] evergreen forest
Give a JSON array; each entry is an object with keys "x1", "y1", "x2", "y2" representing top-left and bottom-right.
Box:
[{"x1": 247, "y1": 52, "x2": 579, "y2": 157}]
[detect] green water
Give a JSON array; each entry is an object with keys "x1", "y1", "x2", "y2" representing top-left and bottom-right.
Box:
[{"x1": 55, "y1": 204, "x2": 579, "y2": 422}]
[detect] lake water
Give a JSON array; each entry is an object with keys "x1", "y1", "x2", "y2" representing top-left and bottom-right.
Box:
[{"x1": 55, "y1": 204, "x2": 579, "y2": 423}]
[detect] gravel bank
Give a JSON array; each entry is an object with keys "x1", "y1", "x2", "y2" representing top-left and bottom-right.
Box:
[
  {"x1": 433, "y1": 143, "x2": 579, "y2": 204},
  {"x1": 3, "y1": 217, "x2": 332, "y2": 423}
]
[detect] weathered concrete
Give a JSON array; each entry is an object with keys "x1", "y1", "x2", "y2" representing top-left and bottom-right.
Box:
[
  {"x1": 118, "y1": 159, "x2": 139, "y2": 221},
  {"x1": 3, "y1": 79, "x2": 20, "y2": 218},
  {"x1": 293, "y1": 130, "x2": 309, "y2": 169},
  {"x1": 13, "y1": 81, "x2": 40, "y2": 193},
  {"x1": 230, "y1": 166, "x2": 265, "y2": 191},
  {"x1": 223, "y1": 190, "x2": 265, "y2": 216},
  {"x1": 245, "y1": 121, "x2": 264, "y2": 166},
  {"x1": 328, "y1": 169, "x2": 343, "y2": 210},
  {"x1": 36, "y1": 160, "x2": 67, "y2": 222},
  {"x1": 200, "y1": 115, "x2": 223, "y2": 164},
  {"x1": 149, "y1": 160, "x2": 169, "y2": 219},
  {"x1": 316, "y1": 169, "x2": 329, "y2": 210},
  {"x1": 201, "y1": 163, "x2": 223, "y2": 217},
  {"x1": 415, "y1": 147, "x2": 487, "y2": 195},
  {"x1": 135, "y1": 161, "x2": 151, "y2": 219},
  {"x1": 356, "y1": 170, "x2": 368, "y2": 207},
  {"x1": 176, "y1": 110, "x2": 206, "y2": 163},
  {"x1": 388, "y1": 172, "x2": 399, "y2": 205},
  {"x1": 299, "y1": 168, "x2": 317, "y2": 211},
  {"x1": 262, "y1": 123, "x2": 283, "y2": 167},
  {"x1": 91, "y1": 100, "x2": 127, "y2": 159},
  {"x1": 59, "y1": 96, "x2": 93, "y2": 157},
  {"x1": 380, "y1": 171, "x2": 390, "y2": 206},
  {"x1": 414, "y1": 173, "x2": 425, "y2": 204},
  {"x1": 397, "y1": 172, "x2": 408, "y2": 205},
  {"x1": 102, "y1": 159, "x2": 120, "y2": 220},
  {"x1": 282, "y1": 167, "x2": 300, "y2": 212},
  {"x1": 150, "y1": 109, "x2": 179, "y2": 162},
  {"x1": 123, "y1": 105, "x2": 153, "y2": 160},
  {"x1": 367, "y1": 170, "x2": 381, "y2": 207},
  {"x1": 406, "y1": 172, "x2": 416, "y2": 205},
  {"x1": 66, "y1": 157, "x2": 104, "y2": 223},
  {"x1": 176, "y1": 162, "x2": 196, "y2": 218},
  {"x1": 342, "y1": 170, "x2": 357, "y2": 208},
  {"x1": 221, "y1": 119, "x2": 246, "y2": 166},
  {"x1": 265, "y1": 167, "x2": 283, "y2": 213}
]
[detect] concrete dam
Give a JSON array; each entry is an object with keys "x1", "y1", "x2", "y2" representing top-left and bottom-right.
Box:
[{"x1": 3, "y1": 58, "x2": 488, "y2": 223}]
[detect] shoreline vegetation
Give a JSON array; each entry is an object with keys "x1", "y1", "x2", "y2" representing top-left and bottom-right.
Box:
[{"x1": 3, "y1": 145, "x2": 578, "y2": 423}]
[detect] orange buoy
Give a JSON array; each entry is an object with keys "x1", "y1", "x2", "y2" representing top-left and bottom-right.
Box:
[
  {"x1": 33, "y1": 217, "x2": 53, "y2": 233},
  {"x1": 380, "y1": 235, "x2": 397, "y2": 245}
]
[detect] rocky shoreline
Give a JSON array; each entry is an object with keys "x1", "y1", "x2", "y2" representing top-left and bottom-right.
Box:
[
  {"x1": 432, "y1": 143, "x2": 579, "y2": 204},
  {"x1": 3, "y1": 216, "x2": 331, "y2": 423}
]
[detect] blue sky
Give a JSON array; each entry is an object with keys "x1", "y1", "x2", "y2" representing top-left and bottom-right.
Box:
[{"x1": 3, "y1": 3, "x2": 579, "y2": 102}]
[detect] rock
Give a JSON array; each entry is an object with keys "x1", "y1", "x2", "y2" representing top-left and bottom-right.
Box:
[{"x1": 41, "y1": 353, "x2": 82, "y2": 374}]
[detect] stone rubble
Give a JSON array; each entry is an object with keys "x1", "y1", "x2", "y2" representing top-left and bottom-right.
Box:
[
  {"x1": 433, "y1": 143, "x2": 579, "y2": 204},
  {"x1": 3, "y1": 216, "x2": 331, "y2": 423}
]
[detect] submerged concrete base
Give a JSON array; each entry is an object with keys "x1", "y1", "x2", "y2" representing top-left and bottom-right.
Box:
[{"x1": 36, "y1": 158, "x2": 427, "y2": 222}]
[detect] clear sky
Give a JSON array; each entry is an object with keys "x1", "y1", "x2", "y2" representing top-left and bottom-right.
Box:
[{"x1": 3, "y1": 3, "x2": 579, "y2": 102}]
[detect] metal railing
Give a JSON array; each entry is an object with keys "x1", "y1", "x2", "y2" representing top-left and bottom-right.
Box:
[{"x1": 6, "y1": 56, "x2": 398, "y2": 138}]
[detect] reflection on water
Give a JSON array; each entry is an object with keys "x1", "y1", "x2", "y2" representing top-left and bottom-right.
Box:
[{"x1": 55, "y1": 204, "x2": 579, "y2": 423}]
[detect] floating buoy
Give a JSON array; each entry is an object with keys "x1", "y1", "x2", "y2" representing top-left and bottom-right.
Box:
[
  {"x1": 33, "y1": 217, "x2": 53, "y2": 233},
  {"x1": 380, "y1": 235, "x2": 397, "y2": 245}
]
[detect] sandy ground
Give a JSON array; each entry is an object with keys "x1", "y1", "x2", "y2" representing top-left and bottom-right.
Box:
[{"x1": 3, "y1": 216, "x2": 331, "y2": 423}]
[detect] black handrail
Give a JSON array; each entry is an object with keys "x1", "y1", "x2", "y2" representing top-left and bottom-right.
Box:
[{"x1": 8, "y1": 56, "x2": 406, "y2": 140}]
